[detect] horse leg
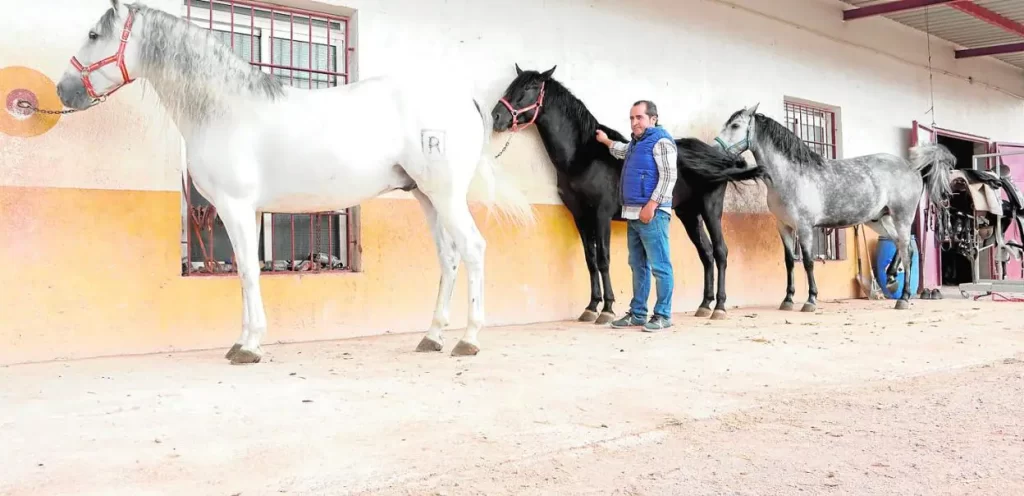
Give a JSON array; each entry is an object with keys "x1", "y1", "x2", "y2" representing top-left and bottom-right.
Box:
[
  {"x1": 427, "y1": 192, "x2": 489, "y2": 356},
  {"x1": 218, "y1": 201, "x2": 266, "y2": 364},
  {"x1": 412, "y1": 189, "x2": 460, "y2": 352},
  {"x1": 576, "y1": 220, "x2": 602, "y2": 323},
  {"x1": 778, "y1": 222, "x2": 798, "y2": 311},
  {"x1": 676, "y1": 207, "x2": 715, "y2": 317},
  {"x1": 702, "y1": 196, "x2": 730, "y2": 320},
  {"x1": 567, "y1": 201, "x2": 601, "y2": 322},
  {"x1": 795, "y1": 225, "x2": 819, "y2": 313},
  {"x1": 594, "y1": 212, "x2": 616, "y2": 324},
  {"x1": 225, "y1": 211, "x2": 263, "y2": 360}
]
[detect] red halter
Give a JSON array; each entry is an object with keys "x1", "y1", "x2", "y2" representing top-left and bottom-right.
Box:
[
  {"x1": 497, "y1": 81, "x2": 545, "y2": 132},
  {"x1": 71, "y1": 8, "x2": 136, "y2": 102}
]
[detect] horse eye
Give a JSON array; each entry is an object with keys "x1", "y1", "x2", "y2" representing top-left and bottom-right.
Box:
[
  {"x1": 731, "y1": 123, "x2": 740, "y2": 129},
  {"x1": 89, "y1": 31, "x2": 99, "y2": 40}
]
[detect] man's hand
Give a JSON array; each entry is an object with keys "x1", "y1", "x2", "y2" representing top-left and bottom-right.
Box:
[
  {"x1": 595, "y1": 129, "x2": 611, "y2": 147},
  {"x1": 639, "y1": 200, "x2": 658, "y2": 224}
]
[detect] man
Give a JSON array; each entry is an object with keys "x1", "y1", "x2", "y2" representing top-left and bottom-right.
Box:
[{"x1": 595, "y1": 100, "x2": 677, "y2": 331}]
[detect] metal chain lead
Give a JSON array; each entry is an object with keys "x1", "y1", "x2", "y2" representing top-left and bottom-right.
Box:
[
  {"x1": 494, "y1": 134, "x2": 514, "y2": 159},
  {"x1": 15, "y1": 100, "x2": 83, "y2": 115}
]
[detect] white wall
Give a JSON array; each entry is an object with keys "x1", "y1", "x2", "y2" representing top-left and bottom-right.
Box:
[{"x1": 3, "y1": 0, "x2": 1023, "y2": 211}]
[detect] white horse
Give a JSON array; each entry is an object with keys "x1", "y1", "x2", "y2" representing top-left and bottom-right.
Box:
[{"x1": 55, "y1": 0, "x2": 535, "y2": 363}]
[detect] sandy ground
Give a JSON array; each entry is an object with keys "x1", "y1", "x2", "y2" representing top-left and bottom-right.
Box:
[{"x1": 1, "y1": 296, "x2": 1022, "y2": 496}]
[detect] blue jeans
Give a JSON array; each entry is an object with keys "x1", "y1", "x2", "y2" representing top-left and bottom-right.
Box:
[{"x1": 626, "y1": 209, "x2": 674, "y2": 319}]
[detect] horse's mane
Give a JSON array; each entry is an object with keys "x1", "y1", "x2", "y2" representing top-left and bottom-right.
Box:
[
  {"x1": 539, "y1": 77, "x2": 630, "y2": 146},
  {"x1": 733, "y1": 110, "x2": 825, "y2": 167},
  {"x1": 118, "y1": 4, "x2": 284, "y2": 122}
]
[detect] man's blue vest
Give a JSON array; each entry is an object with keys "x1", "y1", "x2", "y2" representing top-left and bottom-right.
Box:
[{"x1": 620, "y1": 125, "x2": 675, "y2": 207}]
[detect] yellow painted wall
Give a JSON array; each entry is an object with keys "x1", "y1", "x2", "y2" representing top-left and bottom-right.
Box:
[{"x1": 0, "y1": 185, "x2": 865, "y2": 365}]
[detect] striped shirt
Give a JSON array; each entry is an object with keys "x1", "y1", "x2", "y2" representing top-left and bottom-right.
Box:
[{"x1": 610, "y1": 136, "x2": 678, "y2": 220}]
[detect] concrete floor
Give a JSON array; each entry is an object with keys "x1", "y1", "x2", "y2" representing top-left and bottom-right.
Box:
[{"x1": 1, "y1": 297, "x2": 1021, "y2": 495}]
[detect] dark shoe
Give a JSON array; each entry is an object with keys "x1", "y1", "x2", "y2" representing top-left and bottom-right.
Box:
[
  {"x1": 932, "y1": 288, "x2": 943, "y2": 299},
  {"x1": 610, "y1": 312, "x2": 646, "y2": 328},
  {"x1": 643, "y1": 315, "x2": 673, "y2": 332}
]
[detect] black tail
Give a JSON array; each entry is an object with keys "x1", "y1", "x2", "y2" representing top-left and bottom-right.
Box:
[{"x1": 675, "y1": 137, "x2": 764, "y2": 185}]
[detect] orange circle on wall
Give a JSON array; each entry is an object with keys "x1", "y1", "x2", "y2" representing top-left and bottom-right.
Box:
[{"x1": 0, "y1": 66, "x2": 63, "y2": 138}]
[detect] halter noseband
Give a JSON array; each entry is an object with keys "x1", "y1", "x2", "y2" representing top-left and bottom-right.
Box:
[
  {"x1": 715, "y1": 114, "x2": 753, "y2": 156},
  {"x1": 498, "y1": 81, "x2": 546, "y2": 132},
  {"x1": 71, "y1": 8, "x2": 137, "y2": 102}
]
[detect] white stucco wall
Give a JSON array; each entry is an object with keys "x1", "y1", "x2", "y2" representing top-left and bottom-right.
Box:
[{"x1": 3, "y1": 0, "x2": 1023, "y2": 209}]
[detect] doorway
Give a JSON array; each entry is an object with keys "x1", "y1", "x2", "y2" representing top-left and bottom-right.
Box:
[
  {"x1": 937, "y1": 134, "x2": 988, "y2": 286},
  {"x1": 911, "y1": 122, "x2": 993, "y2": 294}
]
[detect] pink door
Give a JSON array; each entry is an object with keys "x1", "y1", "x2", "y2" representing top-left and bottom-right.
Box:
[
  {"x1": 993, "y1": 142, "x2": 1024, "y2": 280},
  {"x1": 912, "y1": 121, "x2": 941, "y2": 290}
]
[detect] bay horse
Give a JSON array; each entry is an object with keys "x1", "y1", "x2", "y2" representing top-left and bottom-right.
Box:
[
  {"x1": 491, "y1": 65, "x2": 763, "y2": 323},
  {"x1": 713, "y1": 104, "x2": 955, "y2": 312},
  {"x1": 55, "y1": 0, "x2": 535, "y2": 363}
]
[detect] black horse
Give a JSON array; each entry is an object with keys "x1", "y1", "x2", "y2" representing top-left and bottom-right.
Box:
[{"x1": 491, "y1": 64, "x2": 763, "y2": 324}]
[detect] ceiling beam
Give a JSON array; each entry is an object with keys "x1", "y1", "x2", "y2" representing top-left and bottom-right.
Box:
[
  {"x1": 948, "y1": 2, "x2": 1024, "y2": 38},
  {"x1": 842, "y1": 0, "x2": 959, "y2": 21},
  {"x1": 955, "y1": 41, "x2": 1024, "y2": 59}
]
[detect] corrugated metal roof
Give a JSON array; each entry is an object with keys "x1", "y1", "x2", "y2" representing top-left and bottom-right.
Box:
[{"x1": 841, "y1": 0, "x2": 1024, "y2": 70}]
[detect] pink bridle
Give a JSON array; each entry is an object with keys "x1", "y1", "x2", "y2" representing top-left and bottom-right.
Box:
[
  {"x1": 71, "y1": 8, "x2": 136, "y2": 102},
  {"x1": 497, "y1": 81, "x2": 546, "y2": 132}
]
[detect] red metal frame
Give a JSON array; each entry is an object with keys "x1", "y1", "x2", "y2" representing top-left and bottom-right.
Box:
[
  {"x1": 988, "y1": 141, "x2": 1024, "y2": 281},
  {"x1": 951, "y1": 2, "x2": 1024, "y2": 58},
  {"x1": 842, "y1": 0, "x2": 959, "y2": 21},
  {"x1": 843, "y1": 0, "x2": 1024, "y2": 60},
  {"x1": 181, "y1": 0, "x2": 357, "y2": 277},
  {"x1": 949, "y1": 2, "x2": 1024, "y2": 37},
  {"x1": 956, "y1": 41, "x2": 1024, "y2": 59}
]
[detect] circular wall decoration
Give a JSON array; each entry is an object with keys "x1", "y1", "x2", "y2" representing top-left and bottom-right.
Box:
[{"x1": 0, "y1": 66, "x2": 63, "y2": 138}]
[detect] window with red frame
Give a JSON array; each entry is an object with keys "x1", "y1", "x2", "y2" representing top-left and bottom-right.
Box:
[
  {"x1": 179, "y1": 0, "x2": 358, "y2": 276},
  {"x1": 784, "y1": 98, "x2": 846, "y2": 262}
]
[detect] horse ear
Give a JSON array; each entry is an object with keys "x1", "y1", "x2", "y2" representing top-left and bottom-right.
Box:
[
  {"x1": 746, "y1": 102, "x2": 760, "y2": 115},
  {"x1": 111, "y1": 0, "x2": 120, "y2": 10},
  {"x1": 541, "y1": 65, "x2": 557, "y2": 79},
  {"x1": 515, "y1": 63, "x2": 523, "y2": 76}
]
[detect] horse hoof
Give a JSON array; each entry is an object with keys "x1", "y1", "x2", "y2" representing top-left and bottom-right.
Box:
[
  {"x1": 894, "y1": 300, "x2": 910, "y2": 310},
  {"x1": 694, "y1": 307, "x2": 713, "y2": 318},
  {"x1": 578, "y1": 310, "x2": 599, "y2": 323},
  {"x1": 800, "y1": 303, "x2": 817, "y2": 313},
  {"x1": 595, "y1": 312, "x2": 616, "y2": 325},
  {"x1": 451, "y1": 340, "x2": 480, "y2": 357},
  {"x1": 229, "y1": 348, "x2": 263, "y2": 364},
  {"x1": 224, "y1": 343, "x2": 242, "y2": 360},
  {"x1": 779, "y1": 301, "x2": 795, "y2": 311},
  {"x1": 711, "y1": 309, "x2": 728, "y2": 320},
  {"x1": 416, "y1": 336, "x2": 444, "y2": 352}
]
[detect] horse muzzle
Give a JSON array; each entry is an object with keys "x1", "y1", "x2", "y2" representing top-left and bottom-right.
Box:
[{"x1": 56, "y1": 76, "x2": 94, "y2": 110}]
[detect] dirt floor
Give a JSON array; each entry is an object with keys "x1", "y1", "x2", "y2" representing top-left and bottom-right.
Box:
[{"x1": 1, "y1": 296, "x2": 1022, "y2": 496}]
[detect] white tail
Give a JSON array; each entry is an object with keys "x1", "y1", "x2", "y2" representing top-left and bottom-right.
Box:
[
  {"x1": 467, "y1": 98, "x2": 537, "y2": 227},
  {"x1": 909, "y1": 142, "x2": 955, "y2": 208}
]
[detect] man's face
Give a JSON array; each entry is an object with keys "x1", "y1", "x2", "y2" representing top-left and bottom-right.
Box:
[{"x1": 630, "y1": 103, "x2": 654, "y2": 137}]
